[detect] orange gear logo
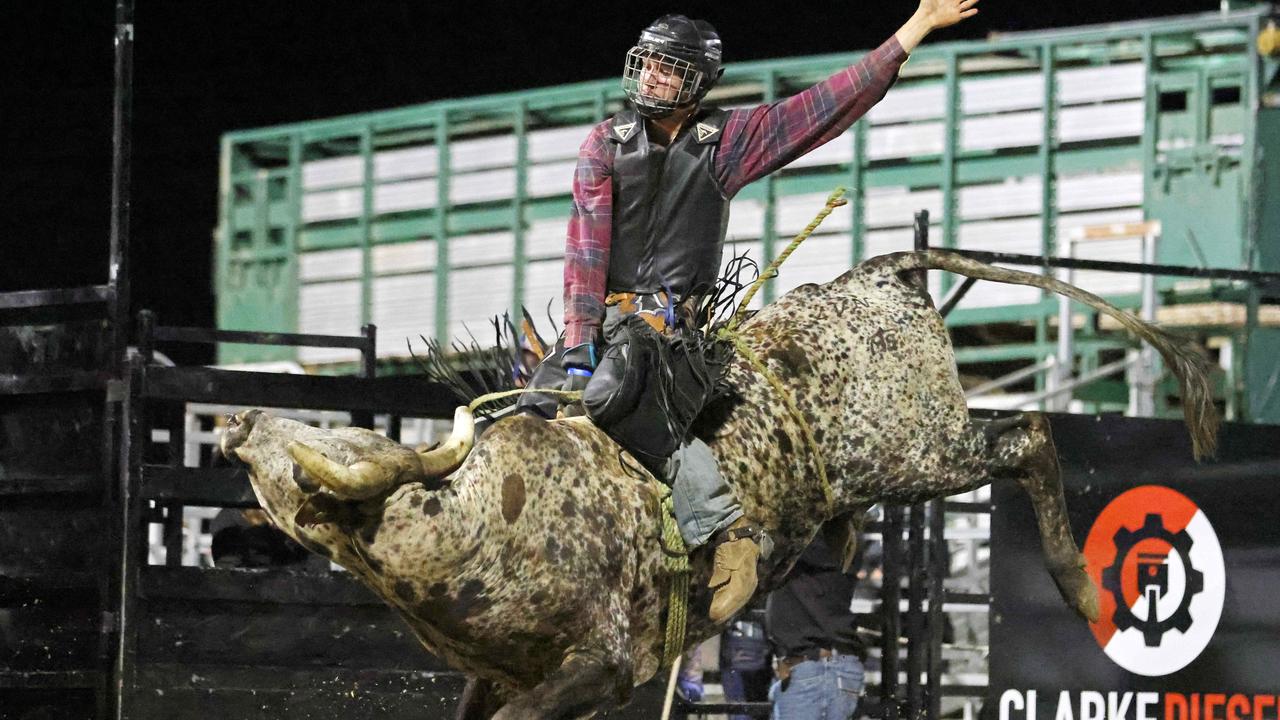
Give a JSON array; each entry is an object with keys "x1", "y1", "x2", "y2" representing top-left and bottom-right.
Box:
[{"x1": 1083, "y1": 485, "x2": 1225, "y2": 676}]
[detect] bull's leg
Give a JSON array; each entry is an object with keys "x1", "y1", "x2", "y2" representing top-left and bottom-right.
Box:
[
  {"x1": 986, "y1": 412, "x2": 1099, "y2": 622},
  {"x1": 456, "y1": 676, "x2": 506, "y2": 720},
  {"x1": 491, "y1": 647, "x2": 632, "y2": 720}
]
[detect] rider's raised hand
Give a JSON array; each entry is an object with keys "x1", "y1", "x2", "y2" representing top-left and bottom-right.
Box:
[
  {"x1": 919, "y1": 0, "x2": 979, "y2": 30},
  {"x1": 896, "y1": 0, "x2": 979, "y2": 53}
]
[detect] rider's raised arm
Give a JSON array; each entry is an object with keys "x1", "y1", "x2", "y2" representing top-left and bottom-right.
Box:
[{"x1": 715, "y1": 0, "x2": 979, "y2": 196}]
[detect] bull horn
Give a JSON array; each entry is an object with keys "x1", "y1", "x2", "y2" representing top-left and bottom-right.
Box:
[
  {"x1": 286, "y1": 441, "x2": 401, "y2": 501},
  {"x1": 418, "y1": 406, "x2": 475, "y2": 478}
]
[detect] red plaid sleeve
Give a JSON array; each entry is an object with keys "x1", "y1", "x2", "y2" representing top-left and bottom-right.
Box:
[
  {"x1": 562, "y1": 121, "x2": 615, "y2": 349},
  {"x1": 717, "y1": 36, "x2": 908, "y2": 196}
]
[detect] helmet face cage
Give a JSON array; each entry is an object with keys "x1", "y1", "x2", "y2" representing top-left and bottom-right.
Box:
[{"x1": 622, "y1": 45, "x2": 705, "y2": 118}]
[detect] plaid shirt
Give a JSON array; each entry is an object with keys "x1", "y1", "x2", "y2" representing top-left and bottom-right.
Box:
[{"x1": 562, "y1": 36, "x2": 909, "y2": 348}]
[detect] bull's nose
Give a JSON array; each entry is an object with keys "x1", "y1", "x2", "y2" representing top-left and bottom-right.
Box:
[{"x1": 220, "y1": 409, "x2": 263, "y2": 461}]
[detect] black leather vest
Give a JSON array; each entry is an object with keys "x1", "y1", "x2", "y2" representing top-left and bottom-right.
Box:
[{"x1": 606, "y1": 108, "x2": 730, "y2": 296}]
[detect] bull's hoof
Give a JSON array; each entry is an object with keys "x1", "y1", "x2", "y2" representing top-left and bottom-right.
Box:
[{"x1": 1053, "y1": 553, "x2": 1100, "y2": 623}]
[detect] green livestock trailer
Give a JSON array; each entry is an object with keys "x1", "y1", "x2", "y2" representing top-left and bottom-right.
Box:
[{"x1": 215, "y1": 5, "x2": 1280, "y2": 420}]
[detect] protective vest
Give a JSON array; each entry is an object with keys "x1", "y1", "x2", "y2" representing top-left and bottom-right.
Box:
[{"x1": 606, "y1": 107, "x2": 730, "y2": 297}]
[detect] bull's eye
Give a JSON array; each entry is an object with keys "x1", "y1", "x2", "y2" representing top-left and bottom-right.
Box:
[{"x1": 225, "y1": 413, "x2": 239, "y2": 427}]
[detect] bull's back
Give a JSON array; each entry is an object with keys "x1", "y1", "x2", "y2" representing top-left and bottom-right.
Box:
[{"x1": 708, "y1": 262, "x2": 970, "y2": 529}]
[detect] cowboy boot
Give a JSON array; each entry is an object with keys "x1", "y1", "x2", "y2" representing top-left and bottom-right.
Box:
[{"x1": 708, "y1": 517, "x2": 762, "y2": 623}]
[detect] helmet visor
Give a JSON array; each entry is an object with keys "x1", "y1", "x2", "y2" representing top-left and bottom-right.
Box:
[{"x1": 622, "y1": 46, "x2": 704, "y2": 116}]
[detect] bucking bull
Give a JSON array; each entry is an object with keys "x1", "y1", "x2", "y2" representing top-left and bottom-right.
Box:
[{"x1": 221, "y1": 250, "x2": 1217, "y2": 720}]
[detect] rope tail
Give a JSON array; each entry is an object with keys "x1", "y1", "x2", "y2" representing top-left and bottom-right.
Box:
[{"x1": 896, "y1": 250, "x2": 1220, "y2": 460}]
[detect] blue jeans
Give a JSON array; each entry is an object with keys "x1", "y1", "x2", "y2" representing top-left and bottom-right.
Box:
[
  {"x1": 669, "y1": 437, "x2": 742, "y2": 548},
  {"x1": 769, "y1": 654, "x2": 865, "y2": 720}
]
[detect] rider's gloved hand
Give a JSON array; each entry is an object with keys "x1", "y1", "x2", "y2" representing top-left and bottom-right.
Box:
[{"x1": 559, "y1": 342, "x2": 598, "y2": 418}]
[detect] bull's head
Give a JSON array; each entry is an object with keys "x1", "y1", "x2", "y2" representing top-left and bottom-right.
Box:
[{"x1": 220, "y1": 406, "x2": 477, "y2": 501}]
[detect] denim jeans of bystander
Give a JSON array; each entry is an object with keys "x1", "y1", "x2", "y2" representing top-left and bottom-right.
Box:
[{"x1": 768, "y1": 653, "x2": 864, "y2": 720}]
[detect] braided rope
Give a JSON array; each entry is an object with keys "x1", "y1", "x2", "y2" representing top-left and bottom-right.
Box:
[
  {"x1": 727, "y1": 188, "x2": 848, "y2": 332},
  {"x1": 466, "y1": 387, "x2": 581, "y2": 414},
  {"x1": 714, "y1": 188, "x2": 845, "y2": 516},
  {"x1": 660, "y1": 492, "x2": 690, "y2": 668}
]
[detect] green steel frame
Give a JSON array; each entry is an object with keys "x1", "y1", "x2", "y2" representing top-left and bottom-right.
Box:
[{"x1": 215, "y1": 5, "x2": 1280, "y2": 417}]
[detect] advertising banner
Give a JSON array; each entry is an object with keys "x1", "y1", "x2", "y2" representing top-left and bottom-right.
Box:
[{"x1": 990, "y1": 415, "x2": 1280, "y2": 720}]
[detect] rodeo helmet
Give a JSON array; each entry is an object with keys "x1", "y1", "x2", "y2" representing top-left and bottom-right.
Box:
[{"x1": 622, "y1": 14, "x2": 724, "y2": 119}]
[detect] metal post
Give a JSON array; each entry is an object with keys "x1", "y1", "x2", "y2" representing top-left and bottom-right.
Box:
[
  {"x1": 135, "y1": 310, "x2": 154, "y2": 363},
  {"x1": 914, "y1": 210, "x2": 930, "y2": 253},
  {"x1": 114, "y1": 355, "x2": 144, "y2": 720},
  {"x1": 762, "y1": 69, "x2": 779, "y2": 305},
  {"x1": 880, "y1": 506, "x2": 903, "y2": 720},
  {"x1": 926, "y1": 500, "x2": 947, "y2": 720},
  {"x1": 109, "y1": 0, "x2": 135, "y2": 370},
  {"x1": 352, "y1": 323, "x2": 377, "y2": 429},
  {"x1": 910, "y1": 210, "x2": 930, "y2": 294},
  {"x1": 906, "y1": 504, "x2": 926, "y2": 717},
  {"x1": 1051, "y1": 237, "x2": 1076, "y2": 411},
  {"x1": 940, "y1": 52, "x2": 960, "y2": 296},
  {"x1": 435, "y1": 114, "x2": 452, "y2": 344},
  {"x1": 512, "y1": 102, "x2": 529, "y2": 325},
  {"x1": 110, "y1": 4, "x2": 135, "y2": 716},
  {"x1": 359, "y1": 127, "x2": 375, "y2": 328},
  {"x1": 850, "y1": 120, "x2": 868, "y2": 266},
  {"x1": 1129, "y1": 230, "x2": 1159, "y2": 416}
]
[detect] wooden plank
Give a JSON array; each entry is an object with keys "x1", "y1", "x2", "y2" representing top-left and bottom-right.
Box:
[
  {"x1": 0, "y1": 320, "x2": 110, "y2": 374},
  {"x1": 1070, "y1": 220, "x2": 1161, "y2": 240},
  {"x1": 135, "y1": 605, "x2": 442, "y2": 668},
  {"x1": 154, "y1": 325, "x2": 369, "y2": 350},
  {"x1": 1093, "y1": 301, "x2": 1280, "y2": 329},
  {"x1": 129, "y1": 663, "x2": 670, "y2": 720},
  {"x1": 0, "y1": 395, "x2": 102, "y2": 482},
  {"x1": 0, "y1": 285, "x2": 113, "y2": 310},
  {"x1": 0, "y1": 618, "x2": 101, "y2": 672},
  {"x1": 0, "y1": 687, "x2": 100, "y2": 718},
  {"x1": 0, "y1": 474, "x2": 99, "y2": 497},
  {"x1": 128, "y1": 672, "x2": 466, "y2": 720},
  {"x1": 136, "y1": 662, "x2": 461, "y2": 691},
  {"x1": 139, "y1": 566, "x2": 381, "y2": 606},
  {"x1": 0, "y1": 510, "x2": 109, "y2": 573},
  {"x1": 0, "y1": 372, "x2": 109, "y2": 395},
  {"x1": 140, "y1": 465, "x2": 257, "y2": 507},
  {"x1": 143, "y1": 366, "x2": 457, "y2": 417},
  {"x1": 0, "y1": 669, "x2": 102, "y2": 689},
  {"x1": 0, "y1": 572, "x2": 101, "y2": 602}
]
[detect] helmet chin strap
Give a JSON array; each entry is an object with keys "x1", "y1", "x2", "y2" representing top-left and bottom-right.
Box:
[{"x1": 635, "y1": 100, "x2": 697, "y2": 122}]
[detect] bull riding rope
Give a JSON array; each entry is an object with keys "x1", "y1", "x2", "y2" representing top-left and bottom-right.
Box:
[{"x1": 716, "y1": 188, "x2": 846, "y2": 517}]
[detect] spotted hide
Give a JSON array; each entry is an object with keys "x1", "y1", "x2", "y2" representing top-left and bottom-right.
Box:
[{"x1": 221, "y1": 250, "x2": 1217, "y2": 720}]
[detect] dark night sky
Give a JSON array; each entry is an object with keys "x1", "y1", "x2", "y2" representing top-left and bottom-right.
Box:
[{"x1": 1, "y1": 1, "x2": 1222, "y2": 343}]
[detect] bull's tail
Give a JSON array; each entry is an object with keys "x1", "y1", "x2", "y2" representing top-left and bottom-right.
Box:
[{"x1": 879, "y1": 250, "x2": 1220, "y2": 460}]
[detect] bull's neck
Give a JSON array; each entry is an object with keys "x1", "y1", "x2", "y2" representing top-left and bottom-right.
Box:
[{"x1": 349, "y1": 480, "x2": 482, "y2": 578}]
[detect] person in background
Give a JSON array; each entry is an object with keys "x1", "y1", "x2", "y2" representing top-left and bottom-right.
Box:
[
  {"x1": 676, "y1": 645, "x2": 705, "y2": 703},
  {"x1": 766, "y1": 533, "x2": 868, "y2": 720},
  {"x1": 720, "y1": 610, "x2": 773, "y2": 720}
]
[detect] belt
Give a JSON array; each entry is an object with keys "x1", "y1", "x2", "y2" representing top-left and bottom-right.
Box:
[
  {"x1": 775, "y1": 647, "x2": 858, "y2": 684},
  {"x1": 603, "y1": 291, "x2": 707, "y2": 334}
]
